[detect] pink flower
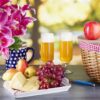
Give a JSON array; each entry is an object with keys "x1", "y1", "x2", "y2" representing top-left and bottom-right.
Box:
[
  {"x1": 12, "y1": 10, "x2": 22, "y2": 22},
  {"x1": 1, "y1": 47, "x2": 9, "y2": 60},
  {"x1": 22, "y1": 4, "x2": 30, "y2": 11},
  {"x1": 11, "y1": 24, "x2": 26, "y2": 36},
  {"x1": 0, "y1": 0, "x2": 10, "y2": 6},
  {"x1": 22, "y1": 4, "x2": 36, "y2": 15},
  {"x1": 10, "y1": 5, "x2": 18, "y2": 13},
  {"x1": 5, "y1": 5, "x2": 36, "y2": 37},
  {"x1": 0, "y1": 27, "x2": 14, "y2": 59},
  {"x1": 0, "y1": 28, "x2": 14, "y2": 48},
  {"x1": 1, "y1": 5, "x2": 12, "y2": 16},
  {"x1": 0, "y1": 26, "x2": 12, "y2": 37},
  {"x1": 0, "y1": 35, "x2": 14, "y2": 47},
  {"x1": 0, "y1": 12, "x2": 8, "y2": 27},
  {"x1": 20, "y1": 17, "x2": 34, "y2": 28}
]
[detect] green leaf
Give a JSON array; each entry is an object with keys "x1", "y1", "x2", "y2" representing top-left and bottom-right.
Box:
[{"x1": 10, "y1": 37, "x2": 23, "y2": 50}]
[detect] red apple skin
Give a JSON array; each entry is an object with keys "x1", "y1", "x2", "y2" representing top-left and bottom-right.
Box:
[
  {"x1": 84, "y1": 21, "x2": 100, "y2": 40},
  {"x1": 16, "y1": 59, "x2": 28, "y2": 73}
]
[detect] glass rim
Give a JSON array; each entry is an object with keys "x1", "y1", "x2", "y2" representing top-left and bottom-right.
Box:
[
  {"x1": 41, "y1": 33, "x2": 54, "y2": 42},
  {"x1": 60, "y1": 32, "x2": 73, "y2": 41}
]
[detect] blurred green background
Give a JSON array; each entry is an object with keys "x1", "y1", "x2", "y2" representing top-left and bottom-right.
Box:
[{"x1": 0, "y1": 0, "x2": 100, "y2": 65}]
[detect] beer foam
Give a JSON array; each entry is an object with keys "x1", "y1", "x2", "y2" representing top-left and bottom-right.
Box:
[
  {"x1": 60, "y1": 32, "x2": 73, "y2": 41},
  {"x1": 41, "y1": 33, "x2": 54, "y2": 42}
]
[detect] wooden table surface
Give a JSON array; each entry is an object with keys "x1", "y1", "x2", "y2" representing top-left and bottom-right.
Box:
[{"x1": 0, "y1": 65, "x2": 100, "y2": 100}]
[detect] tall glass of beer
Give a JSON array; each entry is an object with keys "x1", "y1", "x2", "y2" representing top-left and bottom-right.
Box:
[
  {"x1": 40, "y1": 33, "x2": 54, "y2": 63},
  {"x1": 60, "y1": 32, "x2": 73, "y2": 73}
]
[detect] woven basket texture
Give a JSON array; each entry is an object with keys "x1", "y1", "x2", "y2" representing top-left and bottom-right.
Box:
[{"x1": 78, "y1": 36, "x2": 100, "y2": 82}]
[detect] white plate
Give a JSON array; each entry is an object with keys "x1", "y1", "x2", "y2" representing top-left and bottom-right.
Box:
[{"x1": 3, "y1": 78, "x2": 71, "y2": 98}]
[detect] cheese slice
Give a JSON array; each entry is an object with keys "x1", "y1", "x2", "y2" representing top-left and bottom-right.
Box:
[
  {"x1": 21, "y1": 76, "x2": 39, "y2": 92},
  {"x1": 10, "y1": 72, "x2": 26, "y2": 90},
  {"x1": 9, "y1": 73, "x2": 39, "y2": 92}
]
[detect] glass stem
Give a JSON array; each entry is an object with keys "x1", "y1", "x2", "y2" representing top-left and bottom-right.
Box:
[{"x1": 65, "y1": 63, "x2": 72, "y2": 74}]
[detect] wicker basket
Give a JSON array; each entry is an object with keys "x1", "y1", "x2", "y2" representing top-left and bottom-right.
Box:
[{"x1": 78, "y1": 36, "x2": 100, "y2": 82}]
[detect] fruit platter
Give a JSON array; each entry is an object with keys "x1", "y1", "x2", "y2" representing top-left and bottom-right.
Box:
[{"x1": 2, "y1": 60, "x2": 71, "y2": 98}]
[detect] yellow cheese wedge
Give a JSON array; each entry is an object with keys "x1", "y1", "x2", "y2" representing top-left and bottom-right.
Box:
[
  {"x1": 9, "y1": 73, "x2": 39, "y2": 92},
  {"x1": 21, "y1": 76, "x2": 39, "y2": 92},
  {"x1": 10, "y1": 72, "x2": 26, "y2": 90}
]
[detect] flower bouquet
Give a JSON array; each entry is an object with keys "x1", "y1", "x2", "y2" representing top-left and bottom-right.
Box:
[{"x1": 0, "y1": 0, "x2": 36, "y2": 68}]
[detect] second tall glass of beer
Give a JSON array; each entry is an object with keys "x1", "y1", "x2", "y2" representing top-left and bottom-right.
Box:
[
  {"x1": 40, "y1": 33, "x2": 54, "y2": 63},
  {"x1": 60, "y1": 32, "x2": 73, "y2": 63},
  {"x1": 60, "y1": 32, "x2": 73, "y2": 73}
]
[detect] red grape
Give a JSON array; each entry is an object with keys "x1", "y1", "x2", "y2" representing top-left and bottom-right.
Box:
[
  {"x1": 55, "y1": 75, "x2": 62, "y2": 81},
  {"x1": 50, "y1": 80, "x2": 60, "y2": 88},
  {"x1": 52, "y1": 74, "x2": 56, "y2": 79},
  {"x1": 39, "y1": 76, "x2": 44, "y2": 81},
  {"x1": 39, "y1": 81, "x2": 50, "y2": 89},
  {"x1": 38, "y1": 61, "x2": 65, "y2": 89},
  {"x1": 46, "y1": 61, "x2": 54, "y2": 67}
]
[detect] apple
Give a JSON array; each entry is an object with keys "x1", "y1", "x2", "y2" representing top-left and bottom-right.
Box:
[
  {"x1": 84, "y1": 21, "x2": 100, "y2": 40},
  {"x1": 16, "y1": 59, "x2": 28, "y2": 73},
  {"x1": 24, "y1": 66, "x2": 36, "y2": 78},
  {"x1": 2, "y1": 68, "x2": 17, "y2": 81}
]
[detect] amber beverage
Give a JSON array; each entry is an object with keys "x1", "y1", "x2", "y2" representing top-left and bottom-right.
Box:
[
  {"x1": 60, "y1": 41, "x2": 73, "y2": 63},
  {"x1": 60, "y1": 32, "x2": 73, "y2": 63},
  {"x1": 40, "y1": 33, "x2": 54, "y2": 62}
]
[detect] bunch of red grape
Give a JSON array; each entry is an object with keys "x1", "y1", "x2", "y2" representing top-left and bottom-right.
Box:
[{"x1": 36, "y1": 61, "x2": 65, "y2": 89}]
